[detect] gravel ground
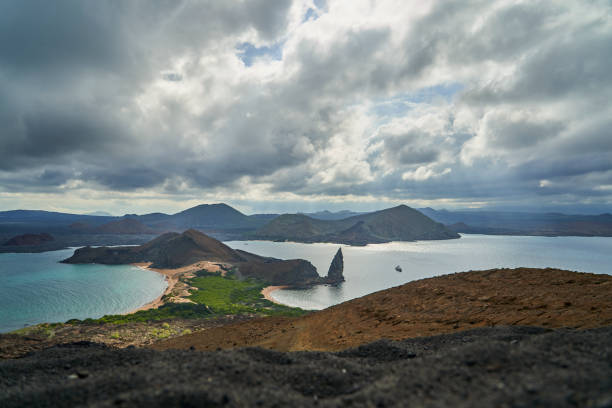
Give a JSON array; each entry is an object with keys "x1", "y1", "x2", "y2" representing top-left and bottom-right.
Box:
[{"x1": 1, "y1": 326, "x2": 611, "y2": 407}]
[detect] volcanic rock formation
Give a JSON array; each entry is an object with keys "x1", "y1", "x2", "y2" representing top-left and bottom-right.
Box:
[
  {"x1": 62, "y1": 229, "x2": 332, "y2": 287},
  {"x1": 323, "y1": 247, "x2": 344, "y2": 284}
]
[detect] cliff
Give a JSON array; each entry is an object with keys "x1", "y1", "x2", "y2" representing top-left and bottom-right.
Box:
[{"x1": 322, "y1": 247, "x2": 344, "y2": 284}]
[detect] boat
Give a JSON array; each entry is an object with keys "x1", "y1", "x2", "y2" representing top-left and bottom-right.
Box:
[{"x1": 395, "y1": 265, "x2": 402, "y2": 272}]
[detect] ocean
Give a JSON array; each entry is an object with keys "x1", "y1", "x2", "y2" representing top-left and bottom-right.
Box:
[
  {"x1": 1, "y1": 234, "x2": 611, "y2": 332},
  {"x1": 226, "y1": 234, "x2": 612, "y2": 310},
  {"x1": 0, "y1": 248, "x2": 167, "y2": 333}
]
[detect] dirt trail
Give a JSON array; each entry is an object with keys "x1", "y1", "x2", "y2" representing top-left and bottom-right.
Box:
[{"x1": 153, "y1": 267, "x2": 612, "y2": 352}]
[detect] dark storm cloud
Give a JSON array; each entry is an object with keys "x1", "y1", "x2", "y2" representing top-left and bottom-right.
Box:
[
  {"x1": 0, "y1": 0, "x2": 294, "y2": 191},
  {"x1": 80, "y1": 166, "x2": 167, "y2": 191},
  {"x1": 289, "y1": 27, "x2": 392, "y2": 96},
  {"x1": 515, "y1": 154, "x2": 612, "y2": 181},
  {"x1": 0, "y1": 0, "x2": 610, "y2": 212},
  {"x1": 480, "y1": 112, "x2": 565, "y2": 150},
  {"x1": 0, "y1": 1, "x2": 131, "y2": 75},
  {"x1": 375, "y1": 131, "x2": 441, "y2": 165}
]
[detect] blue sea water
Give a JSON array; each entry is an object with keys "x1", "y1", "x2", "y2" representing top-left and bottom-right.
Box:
[
  {"x1": 1, "y1": 235, "x2": 610, "y2": 332},
  {"x1": 0, "y1": 248, "x2": 167, "y2": 333},
  {"x1": 226, "y1": 234, "x2": 612, "y2": 310}
]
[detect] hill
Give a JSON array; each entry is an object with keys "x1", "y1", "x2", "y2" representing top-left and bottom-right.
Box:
[
  {"x1": 62, "y1": 229, "x2": 342, "y2": 286},
  {"x1": 2, "y1": 233, "x2": 54, "y2": 246},
  {"x1": 250, "y1": 205, "x2": 459, "y2": 245},
  {"x1": 154, "y1": 267, "x2": 612, "y2": 352}
]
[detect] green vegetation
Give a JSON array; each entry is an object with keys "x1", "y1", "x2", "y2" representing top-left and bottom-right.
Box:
[
  {"x1": 64, "y1": 268, "x2": 305, "y2": 326},
  {"x1": 12, "y1": 322, "x2": 62, "y2": 338},
  {"x1": 187, "y1": 270, "x2": 303, "y2": 316},
  {"x1": 73, "y1": 303, "x2": 214, "y2": 325},
  {"x1": 149, "y1": 326, "x2": 176, "y2": 339}
]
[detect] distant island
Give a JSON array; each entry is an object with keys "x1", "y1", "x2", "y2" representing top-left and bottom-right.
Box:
[
  {"x1": 248, "y1": 205, "x2": 459, "y2": 245},
  {"x1": 62, "y1": 229, "x2": 344, "y2": 287},
  {"x1": 2, "y1": 233, "x2": 54, "y2": 246},
  {"x1": 420, "y1": 207, "x2": 612, "y2": 237},
  {"x1": 2, "y1": 203, "x2": 612, "y2": 253}
]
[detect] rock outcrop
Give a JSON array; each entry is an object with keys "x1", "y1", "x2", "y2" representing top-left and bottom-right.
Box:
[{"x1": 322, "y1": 247, "x2": 344, "y2": 284}]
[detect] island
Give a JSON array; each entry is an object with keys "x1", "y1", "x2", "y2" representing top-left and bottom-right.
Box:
[
  {"x1": 61, "y1": 229, "x2": 344, "y2": 287},
  {"x1": 2, "y1": 233, "x2": 54, "y2": 246},
  {"x1": 248, "y1": 204, "x2": 460, "y2": 245}
]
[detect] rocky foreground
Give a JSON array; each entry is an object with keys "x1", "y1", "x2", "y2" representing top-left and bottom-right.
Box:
[
  {"x1": 1, "y1": 326, "x2": 611, "y2": 407},
  {"x1": 2, "y1": 267, "x2": 611, "y2": 406}
]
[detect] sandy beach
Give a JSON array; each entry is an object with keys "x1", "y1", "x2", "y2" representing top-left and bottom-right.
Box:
[
  {"x1": 128, "y1": 261, "x2": 225, "y2": 313},
  {"x1": 261, "y1": 285, "x2": 289, "y2": 305},
  {"x1": 129, "y1": 262, "x2": 289, "y2": 313}
]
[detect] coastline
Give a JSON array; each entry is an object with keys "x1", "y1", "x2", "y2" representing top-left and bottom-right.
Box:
[
  {"x1": 261, "y1": 285, "x2": 289, "y2": 306},
  {"x1": 127, "y1": 261, "x2": 224, "y2": 314}
]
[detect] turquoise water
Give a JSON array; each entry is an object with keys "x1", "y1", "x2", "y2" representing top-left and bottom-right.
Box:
[
  {"x1": 227, "y1": 234, "x2": 612, "y2": 310},
  {"x1": 1, "y1": 235, "x2": 610, "y2": 332},
  {"x1": 0, "y1": 249, "x2": 167, "y2": 333}
]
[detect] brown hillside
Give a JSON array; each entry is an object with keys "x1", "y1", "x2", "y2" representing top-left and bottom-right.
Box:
[{"x1": 152, "y1": 267, "x2": 612, "y2": 352}]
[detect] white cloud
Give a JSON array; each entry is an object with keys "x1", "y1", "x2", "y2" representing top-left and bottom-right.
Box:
[{"x1": 0, "y1": 0, "x2": 611, "y2": 213}]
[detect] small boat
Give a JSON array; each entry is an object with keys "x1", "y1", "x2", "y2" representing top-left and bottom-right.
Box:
[{"x1": 395, "y1": 265, "x2": 402, "y2": 272}]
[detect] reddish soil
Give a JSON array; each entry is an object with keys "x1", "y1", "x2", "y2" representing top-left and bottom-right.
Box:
[{"x1": 152, "y1": 267, "x2": 612, "y2": 352}]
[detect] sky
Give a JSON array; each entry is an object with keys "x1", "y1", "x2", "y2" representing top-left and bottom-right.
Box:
[{"x1": 0, "y1": 0, "x2": 611, "y2": 216}]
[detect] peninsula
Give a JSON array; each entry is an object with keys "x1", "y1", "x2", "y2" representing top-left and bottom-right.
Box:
[{"x1": 62, "y1": 229, "x2": 344, "y2": 287}]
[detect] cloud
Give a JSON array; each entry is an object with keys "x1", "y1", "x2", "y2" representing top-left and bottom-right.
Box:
[{"x1": 0, "y1": 0, "x2": 610, "y2": 213}]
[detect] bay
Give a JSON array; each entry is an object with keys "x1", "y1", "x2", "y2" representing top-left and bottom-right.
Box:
[
  {"x1": 0, "y1": 248, "x2": 167, "y2": 333},
  {"x1": 226, "y1": 234, "x2": 612, "y2": 310}
]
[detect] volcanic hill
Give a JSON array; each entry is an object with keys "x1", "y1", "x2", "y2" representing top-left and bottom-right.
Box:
[
  {"x1": 62, "y1": 229, "x2": 342, "y2": 286},
  {"x1": 250, "y1": 204, "x2": 459, "y2": 245},
  {"x1": 2, "y1": 233, "x2": 54, "y2": 246},
  {"x1": 153, "y1": 267, "x2": 612, "y2": 352}
]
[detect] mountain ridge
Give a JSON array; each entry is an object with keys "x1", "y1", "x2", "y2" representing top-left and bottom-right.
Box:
[{"x1": 250, "y1": 204, "x2": 459, "y2": 245}]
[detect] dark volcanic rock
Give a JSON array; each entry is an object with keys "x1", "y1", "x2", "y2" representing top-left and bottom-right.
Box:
[
  {"x1": 2, "y1": 233, "x2": 54, "y2": 246},
  {"x1": 1, "y1": 326, "x2": 611, "y2": 407},
  {"x1": 233, "y1": 250, "x2": 320, "y2": 286},
  {"x1": 323, "y1": 247, "x2": 344, "y2": 284}
]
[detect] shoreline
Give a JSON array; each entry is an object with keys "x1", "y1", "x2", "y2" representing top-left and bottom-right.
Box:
[
  {"x1": 261, "y1": 285, "x2": 289, "y2": 306},
  {"x1": 127, "y1": 261, "x2": 224, "y2": 314},
  {"x1": 127, "y1": 263, "x2": 173, "y2": 314}
]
